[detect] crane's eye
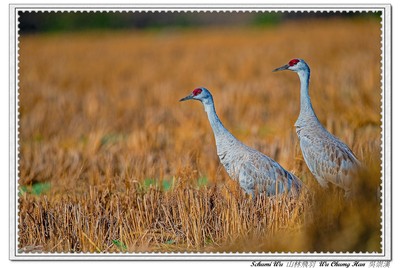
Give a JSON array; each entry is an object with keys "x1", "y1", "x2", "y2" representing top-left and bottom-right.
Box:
[
  {"x1": 288, "y1": 59, "x2": 300, "y2": 66},
  {"x1": 193, "y1": 88, "x2": 203, "y2": 96}
]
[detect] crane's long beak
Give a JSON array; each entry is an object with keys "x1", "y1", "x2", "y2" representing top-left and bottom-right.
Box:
[
  {"x1": 179, "y1": 94, "x2": 194, "y2": 102},
  {"x1": 273, "y1": 64, "x2": 289, "y2": 72}
]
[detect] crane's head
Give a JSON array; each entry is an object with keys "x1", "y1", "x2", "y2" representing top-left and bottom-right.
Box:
[
  {"x1": 179, "y1": 87, "x2": 213, "y2": 104},
  {"x1": 273, "y1": 58, "x2": 310, "y2": 73}
]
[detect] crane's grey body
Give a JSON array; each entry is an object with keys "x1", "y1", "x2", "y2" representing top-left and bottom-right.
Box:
[
  {"x1": 180, "y1": 88, "x2": 301, "y2": 197},
  {"x1": 296, "y1": 115, "x2": 359, "y2": 191},
  {"x1": 274, "y1": 59, "x2": 360, "y2": 195}
]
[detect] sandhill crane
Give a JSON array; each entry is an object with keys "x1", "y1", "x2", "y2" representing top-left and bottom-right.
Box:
[
  {"x1": 180, "y1": 87, "x2": 301, "y2": 197},
  {"x1": 273, "y1": 59, "x2": 360, "y2": 196}
]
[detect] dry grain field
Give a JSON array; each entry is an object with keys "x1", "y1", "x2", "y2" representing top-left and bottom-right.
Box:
[{"x1": 18, "y1": 17, "x2": 382, "y2": 253}]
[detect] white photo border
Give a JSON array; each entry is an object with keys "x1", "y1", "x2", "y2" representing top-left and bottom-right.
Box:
[{"x1": 9, "y1": 3, "x2": 392, "y2": 261}]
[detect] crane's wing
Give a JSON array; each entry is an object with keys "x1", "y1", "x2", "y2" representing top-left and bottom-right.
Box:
[
  {"x1": 237, "y1": 149, "x2": 301, "y2": 196},
  {"x1": 299, "y1": 134, "x2": 359, "y2": 190}
]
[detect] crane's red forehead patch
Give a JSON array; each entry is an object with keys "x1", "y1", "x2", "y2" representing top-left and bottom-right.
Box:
[
  {"x1": 193, "y1": 88, "x2": 203, "y2": 96},
  {"x1": 288, "y1": 59, "x2": 300, "y2": 66}
]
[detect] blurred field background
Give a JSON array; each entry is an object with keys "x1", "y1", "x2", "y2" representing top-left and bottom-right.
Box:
[{"x1": 17, "y1": 12, "x2": 382, "y2": 253}]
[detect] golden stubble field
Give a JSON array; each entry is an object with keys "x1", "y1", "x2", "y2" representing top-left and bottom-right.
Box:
[{"x1": 18, "y1": 17, "x2": 382, "y2": 253}]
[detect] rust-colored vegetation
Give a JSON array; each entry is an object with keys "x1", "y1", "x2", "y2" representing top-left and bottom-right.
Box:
[{"x1": 18, "y1": 18, "x2": 382, "y2": 253}]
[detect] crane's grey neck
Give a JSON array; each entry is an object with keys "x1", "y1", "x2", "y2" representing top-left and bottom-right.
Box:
[
  {"x1": 295, "y1": 68, "x2": 320, "y2": 128},
  {"x1": 202, "y1": 99, "x2": 236, "y2": 143}
]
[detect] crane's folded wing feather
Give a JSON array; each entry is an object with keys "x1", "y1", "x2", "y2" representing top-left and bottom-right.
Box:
[
  {"x1": 299, "y1": 134, "x2": 359, "y2": 189},
  {"x1": 237, "y1": 149, "x2": 301, "y2": 195}
]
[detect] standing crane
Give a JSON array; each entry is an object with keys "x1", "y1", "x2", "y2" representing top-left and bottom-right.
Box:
[
  {"x1": 180, "y1": 87, "x2": 302, "y2": 197},
  {"x1": 273, "y1": 59, "x2": 360, "y2": 197}
]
